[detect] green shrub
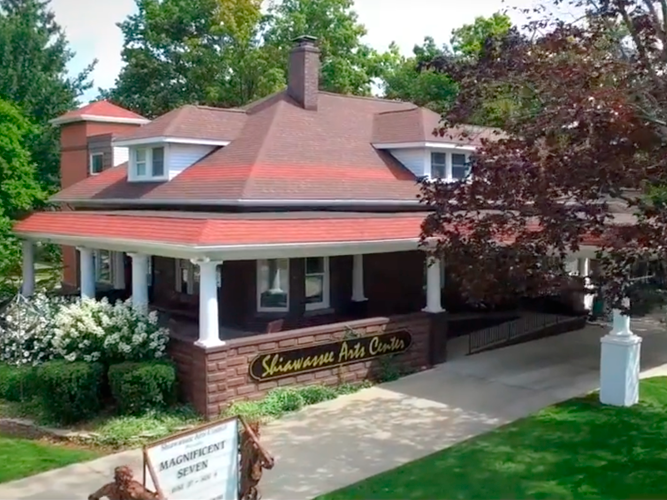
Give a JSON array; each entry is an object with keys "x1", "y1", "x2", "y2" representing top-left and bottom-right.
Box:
[
  {"x1": 108, "y1": 361, "x2": 177, "y2": 415},
  {"x1": 261, "y1": 388, "x2": 305, "y2": 416},
  {"x1": 37, "y1": 360, "x2": 104, "y2": 424},
  {"x1": 0, "y1": 363, "x2": 38, "y2": 402},
  {"x1": 298, "y1": 384, "x2": 338, "y2": 405}
]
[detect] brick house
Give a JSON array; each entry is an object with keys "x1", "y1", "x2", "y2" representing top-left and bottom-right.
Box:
[{"x1": 13, "y1": 37, "x2": 597, "y2": 417}]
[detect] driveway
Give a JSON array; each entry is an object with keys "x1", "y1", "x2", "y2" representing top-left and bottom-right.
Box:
[{"x1": 1, "y1": 319, "x2": 666, "y2": 500}]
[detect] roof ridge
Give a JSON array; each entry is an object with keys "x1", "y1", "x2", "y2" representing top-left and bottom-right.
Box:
[
  {"x1": 375, "y1": 107, "x2": 420, "y2": 116},
  {"x1": 318, "y1": 91, "x2": 409, "y2": 104},
  {"x1": 193, "y1": 105, "x2": 247, "y2": 114}
]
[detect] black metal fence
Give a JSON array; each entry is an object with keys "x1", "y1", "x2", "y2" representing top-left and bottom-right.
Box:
[{"x1": 468, "y1": 312, "x2": 585, "y2": 355}]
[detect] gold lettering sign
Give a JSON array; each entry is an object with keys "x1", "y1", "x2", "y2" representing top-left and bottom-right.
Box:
[{"x1": 248, "y1": 330, "x2": 413, "y2": 382}]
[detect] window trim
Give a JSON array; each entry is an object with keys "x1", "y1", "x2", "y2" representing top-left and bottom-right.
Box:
[
  {"x1": 130, "y1": 145, "x2": 169, "y2": 181},
  {"x1": 93, "y1": 249, "x2": 114, "y2": 285},
  {"x1": 89, "y1": 152, "x2": 104, "y2": 176},
  {"x1": 256, "y1": 258, "x2": 290, "y2": 313},
  {"x1": 305, "y1": 257, "x2": 330, "y2": 311}
]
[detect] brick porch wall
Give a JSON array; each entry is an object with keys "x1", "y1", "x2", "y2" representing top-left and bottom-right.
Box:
[{"x1": 168, "y1": 312, "x2": 433, "y2": 420}]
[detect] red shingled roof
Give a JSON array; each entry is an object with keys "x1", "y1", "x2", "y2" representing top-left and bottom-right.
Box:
[
  {"x1": 14, "y1": 211, "x2": 426, "y2": 246},
  {"x1": 52, "y1": 91, "x2": 426, "y2": 203},
  {"x1": 51, "y1": 101, "x2": 148, "y2": 125}
]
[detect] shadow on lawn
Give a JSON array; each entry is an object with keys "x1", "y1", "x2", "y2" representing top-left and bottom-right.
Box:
[{"x1": 317, "y1": 383, "x2": 667, "y2": 500}]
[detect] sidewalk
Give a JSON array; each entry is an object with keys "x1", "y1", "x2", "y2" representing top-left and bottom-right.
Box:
[{"x1": 2, "y1": 322, "x2": 667, "y2": 500}]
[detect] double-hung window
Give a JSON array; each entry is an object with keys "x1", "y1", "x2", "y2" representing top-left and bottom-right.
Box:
[
  {"x1": 451, "y1": 153, "x2": 470, "y2": 180},
  {"x1": 257, "y1": 259, "x2": 290, "y2": 312},
  {"x1": 431, "y1": 153, "x2": 447, "y2": 179},
  {"x1": 305, "y1": 257, "x2": 330, "y2": 311},
  {"x1": 93, "y1": 250, "x2": 112, "y2": 285},
  {"x1": 90, "y1": 152, "x2": 104, "y2": 175},
  {"x1": 175, "y1": 259, "x2": 221, "y2": 295},
  {"x1": 133, "y1": 146, "x2": 166, "y2": 180}
]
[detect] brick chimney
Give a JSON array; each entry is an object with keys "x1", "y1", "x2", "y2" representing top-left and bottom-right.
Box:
[{"x1": 288, "y1": 35, "x2": 320, "y2": 111}]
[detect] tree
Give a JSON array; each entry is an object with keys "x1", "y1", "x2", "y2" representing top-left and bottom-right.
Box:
[
  {"x1": 381, "y1": 37, "x2": 458, "y2": 113},
  {"x1": 104, "y1": 0, "x2": 399, "y2": 117},
  {"x1": 261, "y1": 0, "x2": 388, "y2": 96},
  {"x1": 380, "y1": 14, "x2": 514, "y2": 122},
  {"x1": 102, "y1": 0, "x2": 284, "y2": 118},
  {"x1": 0, "y1": 0, "x2": 95, "y2": 192},
  {"x1": 0, "y1": 98, "x2": 44, "y2": 296},
  {"x1": 419, "y1": 0, "x2": 667, "y2": 313}
]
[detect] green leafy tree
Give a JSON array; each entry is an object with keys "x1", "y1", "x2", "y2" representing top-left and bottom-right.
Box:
[
  {"x1": 103, "y1": 0, "x2": 399, "y2": 117},
  {"x1": 450, "y1": 12, "x2": 513, "y2": 58},
  {"x1": 102, "y1": 0, "x2": 283, "y2": 118},
  {"x1": 0, "y1": 98, "x2": 45, "y2": 297},
  {"x1": 381, "y1": 37, "x2": 457, "y2": 113},
  {"x1": 261, "y1": 0, "x2": 389, "y2": 96},
  {"x1": 0, "y1": 0, "x2": 95, "y2": 192}
]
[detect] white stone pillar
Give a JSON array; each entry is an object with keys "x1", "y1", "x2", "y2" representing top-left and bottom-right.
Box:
[
  {"x1": 351, "y1": 254, "x2": 367, "y2": 302},
  {"x1": 129, "y1": 253, "x2": 149, "y2": 309},
  {"x1": 423, "y1": 256, "x2": 443, "y2": 313},
  {"x1": 578, "y1": 257, "x2": 594, "y2": 311},
  {"x1": 193, "y1": 259, "x2": 224, "y2": 348},
  {"x1": 78, "y1": 247, "x2": 95, "y2": 299},
  {"x1": 600, "y1": 298, "x2": 641, "y2": 407},
  {"x1": 21, "y1": 240, "x2": 35, "y2": 297},
  {"x1": 112, "y1": 252, "x2": 126, "y2": 290}
]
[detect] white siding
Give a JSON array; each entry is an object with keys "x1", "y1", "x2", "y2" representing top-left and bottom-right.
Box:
[
  {"x1": 389, "y1": 148, "x2": 428, "y2": 177},
  {"x1": 167, "y1": 143, "x2": 216, "y2": 180},
  {"x1": 113, "y1": 147, "x2": 129, "y2": 167}
]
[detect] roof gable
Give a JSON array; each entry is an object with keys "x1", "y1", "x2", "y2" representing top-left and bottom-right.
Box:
[{"x1": 50, "y1": 101, "x2": 149, "y2": 126}]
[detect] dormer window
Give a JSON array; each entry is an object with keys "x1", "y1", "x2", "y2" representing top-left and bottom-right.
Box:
[
  {"x1": 89, "y1": 152, "x2": 104, "y2": 175},
  {"x1": 430, "y1": 151, "x2": 471, "y2": 181},
  {"x1": 131, "y1": 146, "x2": 167, "y2": 180}
]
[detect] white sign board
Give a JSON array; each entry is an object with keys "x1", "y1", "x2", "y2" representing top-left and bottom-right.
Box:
[{"x1": 145, "y1": 418, "x2": 239, "y2": 500}]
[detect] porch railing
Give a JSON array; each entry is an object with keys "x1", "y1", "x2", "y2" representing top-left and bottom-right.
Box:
[{"x1": 468, "y1": 312, "x2": 584, "y2": 355}]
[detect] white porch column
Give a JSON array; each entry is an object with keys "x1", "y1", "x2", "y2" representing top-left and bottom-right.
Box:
[
  {"x1": 423, "y1": 256, "x2": 443, "y2": 313},
  {"x1": 351, "y1": 254, "x2": 367, "y2": 302},
  {"x1": 600, "y1": 298, "x2": 641, "y2": 407},
  {"x1": 112, "y1": 252, "x2": 126, "y2": 290},
  {"x1": 21, "y1": 240, "x2": 35, "y2": 297},
  {"x1": 129, "y1": 253, "x2": 149, "y2": 309},
  {"x1": 78, "y1": 247, "x2": 95, "y2": 299},
  {"x1": 577, "y1": 257, "x2": 594, "y2": 311},
  {"x1": 192, "y1": 259, "x2": 224, "y2": 348}
]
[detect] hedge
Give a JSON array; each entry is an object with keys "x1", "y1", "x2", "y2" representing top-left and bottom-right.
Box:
[
  {"x1": 36, "y1": 360, "x2": 104, "y2": 424},
  {"x1": 108, "y1": 360, "x2": 177, "y2": 415},
  {"x1": 0, "y1": 364, "x2": 38, "y2": 402}
]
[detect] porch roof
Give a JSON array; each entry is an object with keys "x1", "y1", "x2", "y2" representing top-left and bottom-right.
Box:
[{"x1": 14, "y1": 211, "x2": 429, "y2": 259}]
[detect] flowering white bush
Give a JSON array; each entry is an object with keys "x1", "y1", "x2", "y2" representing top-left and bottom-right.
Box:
[
  {"x1": 52, "y1": 298, "x2": 169, "y2": 364},
  {"x1": 0, "y1": 295, "x2": 170, "y2": 366},
  {"x1": 0, "y1": 293, "x2": 70, "y2": 366}
]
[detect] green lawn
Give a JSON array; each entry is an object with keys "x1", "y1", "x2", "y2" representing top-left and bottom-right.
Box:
[
  {"x1": 318, "y1": 377, "x2": 667, "y2": 500},
  {"x1": 0, "y1": 435, "x2": 101, "y2": 484}
]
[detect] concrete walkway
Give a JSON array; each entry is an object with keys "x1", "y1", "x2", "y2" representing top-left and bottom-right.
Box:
[{"x1": 3, "y1": 319, "x2": 667, "y2": 500}]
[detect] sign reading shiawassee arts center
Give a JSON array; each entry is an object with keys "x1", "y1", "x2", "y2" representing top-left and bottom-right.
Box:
[
  {"x1": 249, "y1": 330, "x2": 413, "y2": 381},
  {"x1": 144, "y1": 418, "x2": 239, "y2": 500}
]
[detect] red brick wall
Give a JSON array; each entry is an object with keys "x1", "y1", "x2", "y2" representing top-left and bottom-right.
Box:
[{"x1": 168, "y1": 313, "x2": 432, "y2": 419}]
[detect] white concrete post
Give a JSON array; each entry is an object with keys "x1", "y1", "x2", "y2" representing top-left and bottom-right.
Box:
[
  {"x1": 577, "y1": 257, "x2": 594, "y2": 311},
  {"x1": 112, "y1": 252, "x2": 126, "y2": 290},
  {"x1": 129, "y1": 253, "x2": 149, "y2": 309},
  {"x1": 423, "y1": 256, "x2": 443, "y2": 313},
  {"x1": 351, "y1": 254, "x2": 367, "y2": 302},
  {"x1": 192, "y1": 259, "x2": 224, "y2": 348},
  {"x1": 21, "y1": 240, "x2": 35, "y2": 297},
  {"x1": 78, "y1": 247, "x2": 95, "y2": 299},
  {"x1": 600, "y1": 297, "x2": 641, "y2": 407}
]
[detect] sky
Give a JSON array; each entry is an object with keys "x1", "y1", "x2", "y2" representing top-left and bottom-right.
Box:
[{"x1": 50, "y1": 0, "x2": 540, "y2": 103}]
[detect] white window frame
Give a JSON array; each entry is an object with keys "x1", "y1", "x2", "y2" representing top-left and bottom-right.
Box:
[
  {"x1": 429, "y1": 151, "x2": 471, "y2": 182},
  {"x1": 175, "y1": 259, "x2": 220, "y2": 295},
  {"x1": 89, "y1": 152, "x2": 104, "y2": 176},
  {"x1": 305, "y1": 257, "x2": 330, "y2": 311},
  {"x1": 256, "y1": 259, "x2": 290, "y2": 313},
  {"x1": 130, "y1": 145, "x2": 169, "y2": 181}
]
